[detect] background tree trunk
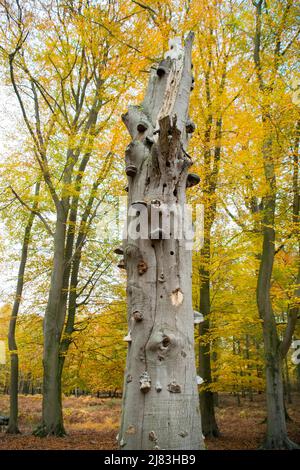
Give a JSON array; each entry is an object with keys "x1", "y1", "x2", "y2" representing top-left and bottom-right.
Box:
[
  {"x1": 199, "y1": 237, "x2": 220, "y2": 436},
  {"x1": 256, "y1": 122, "x2": 297, "y2": 449},
  {"x1": 35, "y1": 209, "x2": 67, "y2": 437},
  {"x1": 119, "y1": 33, "x2": 204, "y2": 450},
  {"x1": 254, "y1": 1, "x2": 299, "y2": 449},
  {"x1": 7, "y1": 181, "x2": 40, "y2": 434}
]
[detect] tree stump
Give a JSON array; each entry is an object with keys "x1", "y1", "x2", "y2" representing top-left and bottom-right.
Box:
[{"x1": 119, "y1": 33, "x2": 204, "y2": 450}]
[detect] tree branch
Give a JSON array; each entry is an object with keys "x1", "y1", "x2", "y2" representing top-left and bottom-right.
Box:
[{"x1": 9, "y1": 185, "x2": 54, "y2": 237}]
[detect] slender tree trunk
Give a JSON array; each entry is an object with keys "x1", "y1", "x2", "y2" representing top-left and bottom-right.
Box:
[
  {"x1": 253, "y1": 2, "x2": 299, "y2": 449},
  {"x1": 7, "y1": 181, "x2": 40, "y2": 434},
  {"x1": 57, "y1": 174, "x2": 103, "y2": 413},
  {"x1": 57, "y1": 235, "x2": 82, "y2": 411},
  {"x1": 119, "y1": 34, "x2": 204, "y2": 450},
  {"x1": 212, "y1": 348, "x2": 220, "y2": 406},
  {"x1": 199, "y1": 238, "x2": 220, "y2": 437},
  {"x1": 245, "y1": 334, "x2": 253, "y2": 401},
  {"x1": 197, "y1": 108, "x2": 223, "y2": 436},
  {"x1": 256, "y1": 136, "x2": 296, "y2": 447},
  {"x1": 284, "y1": 356, "x2": 292, "y2": 404},
  {"x1": 297, "y1": 363, "x2": 300, "y2": 392},
  {"x1": 256, "y1": 132, "x2": 298, "y2": 449}
]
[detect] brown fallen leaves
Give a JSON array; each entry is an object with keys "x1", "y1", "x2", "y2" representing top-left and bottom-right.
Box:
[{"x1": 0, "y1": 393, "x2": 299, "y2": 450}]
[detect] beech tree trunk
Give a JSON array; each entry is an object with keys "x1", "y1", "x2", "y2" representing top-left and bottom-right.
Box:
[
  {"x1": 118, "y1": 33, "x2": 204, "y2": 451},
  {"x1": 254, "y1": 2, "x2": 299, "y2": 450},
  {"x1": 37, "y1": 209, "x2": 67, "y2": 437},
  {"x1": 255, "y1": 121, "x2": 299, "y2": 448},
  {"x1": 256, "y1": 125, "x2": 298, "y2": 449},
  {"x1": 197, "y1": 60, "x2": 224, "y2": 437}
]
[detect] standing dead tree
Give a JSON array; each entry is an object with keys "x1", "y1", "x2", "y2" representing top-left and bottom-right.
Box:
[{"x1": 118, "y1": 33, "x2": 204, "y2": 450}]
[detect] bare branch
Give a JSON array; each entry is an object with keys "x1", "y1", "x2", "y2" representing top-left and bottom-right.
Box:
[{"x1": 131, "y1": 0, "x2": 157, "y2": 15}]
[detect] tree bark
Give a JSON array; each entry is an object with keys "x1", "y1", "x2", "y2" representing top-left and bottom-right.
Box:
[
  {"x1": 197, "y1": 62, "x2": 224, "y2": 437},
  {"x1": 119, "y1": 33, "x2": 204, "y2": 450},
  {"x1": 297, "y1": 363, "x2": 300, "y2": 392},
  {"x1": 283, "y1": 356, "x2": 292, "y2": 404},
  {"x1": 7, "y1": 181, "x2": 40, "y2": 434},
  {"x1": 253, "y1": 1, "x2": 299, "y2": 449},
  {"x1": 256, "y1": 123, "x2": 297, "y2": 449},
  {"x1": 57, "y1": 176, "x2": 102, "y2": 408},
  {"x1": 35, "y1": 208, "x2": 67, "y2": 437},
  {"x1": 198, "y1": 238, "x2": 220, "y2": 437},
  {"x1": 33, "y1": 84, "x2": 103, "y2": 437}
]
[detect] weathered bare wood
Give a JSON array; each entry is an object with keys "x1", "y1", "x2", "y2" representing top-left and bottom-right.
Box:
[{"x1": 119, "y1": 33, "x2": 204, "y2": 450}]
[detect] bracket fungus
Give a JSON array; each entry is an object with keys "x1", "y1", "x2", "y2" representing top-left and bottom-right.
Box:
[
  {"x1": 140, "y1": 371, "x2": 151, "y2": 393},
  {"x1": 193, "y1": 310, "x2": 204, "y2": 324},
  {"x1": 117, "y1": 259, "x2": 126, "y2": 270},
  {"x1": 125, "y1": 164, "x2": 137, "y2": 177},
  {"x1": 155, "y1": 381, "x2": 162, "y2": 392},
  {"x1": 196, "y1": 376, "x2": 204, "y2": 385},
  {"x1": 186, "y1": 173, "x2": 200, "y2": 188},
  {"x1": 123, "y1": 331, "x2": 132, "y2": 343},
  {"x1": 167, "y1": 381, "x2": 181, "y2": 393},
  {"x1": 186, "y1": 119, "x2": 196, "y2": 134}
]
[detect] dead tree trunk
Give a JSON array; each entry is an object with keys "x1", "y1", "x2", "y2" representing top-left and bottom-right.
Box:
[{"x1": 118, "y1": 33, "x2": 204, "y2": 450}]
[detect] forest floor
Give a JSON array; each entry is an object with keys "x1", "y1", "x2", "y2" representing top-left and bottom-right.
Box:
[{"x1": 0, "y1": 393, "x2": 299, "y2": 450}]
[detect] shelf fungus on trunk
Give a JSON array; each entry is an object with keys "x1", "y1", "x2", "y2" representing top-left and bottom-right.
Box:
[
  {"x1": 186, "y1": 119, "x2": 196, "y2": 134},
  {"x1": 140, "y1": 371, "x2": 151, "y2": 393},
  {"x1": 193, "y1": 310, "x2": 204, "y2": 324},
  {"x1": 167, "y1": 381, "x2": 182, "y2": 393},
  {"x1": 123, "y1": 331, "x2": 132, "y2": 343},
  {"x1": 117, "y1": 259, "x2": 126, "y2": 270},
  {"x1": 125, "y1": 164, "x2": 137, "y2": 177},
  {"x1": 196, "y1": 376, "x2": 204, "y2": 385},
  {"x1": 186, "y1": 173, "x2": 200, "y2": 188},
  {"x1": 191, "y1": 76, "x2": 195, "y2": 91},
  {"x1": 118, "y1": 33, "x2": 205, "y2": 450}
]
